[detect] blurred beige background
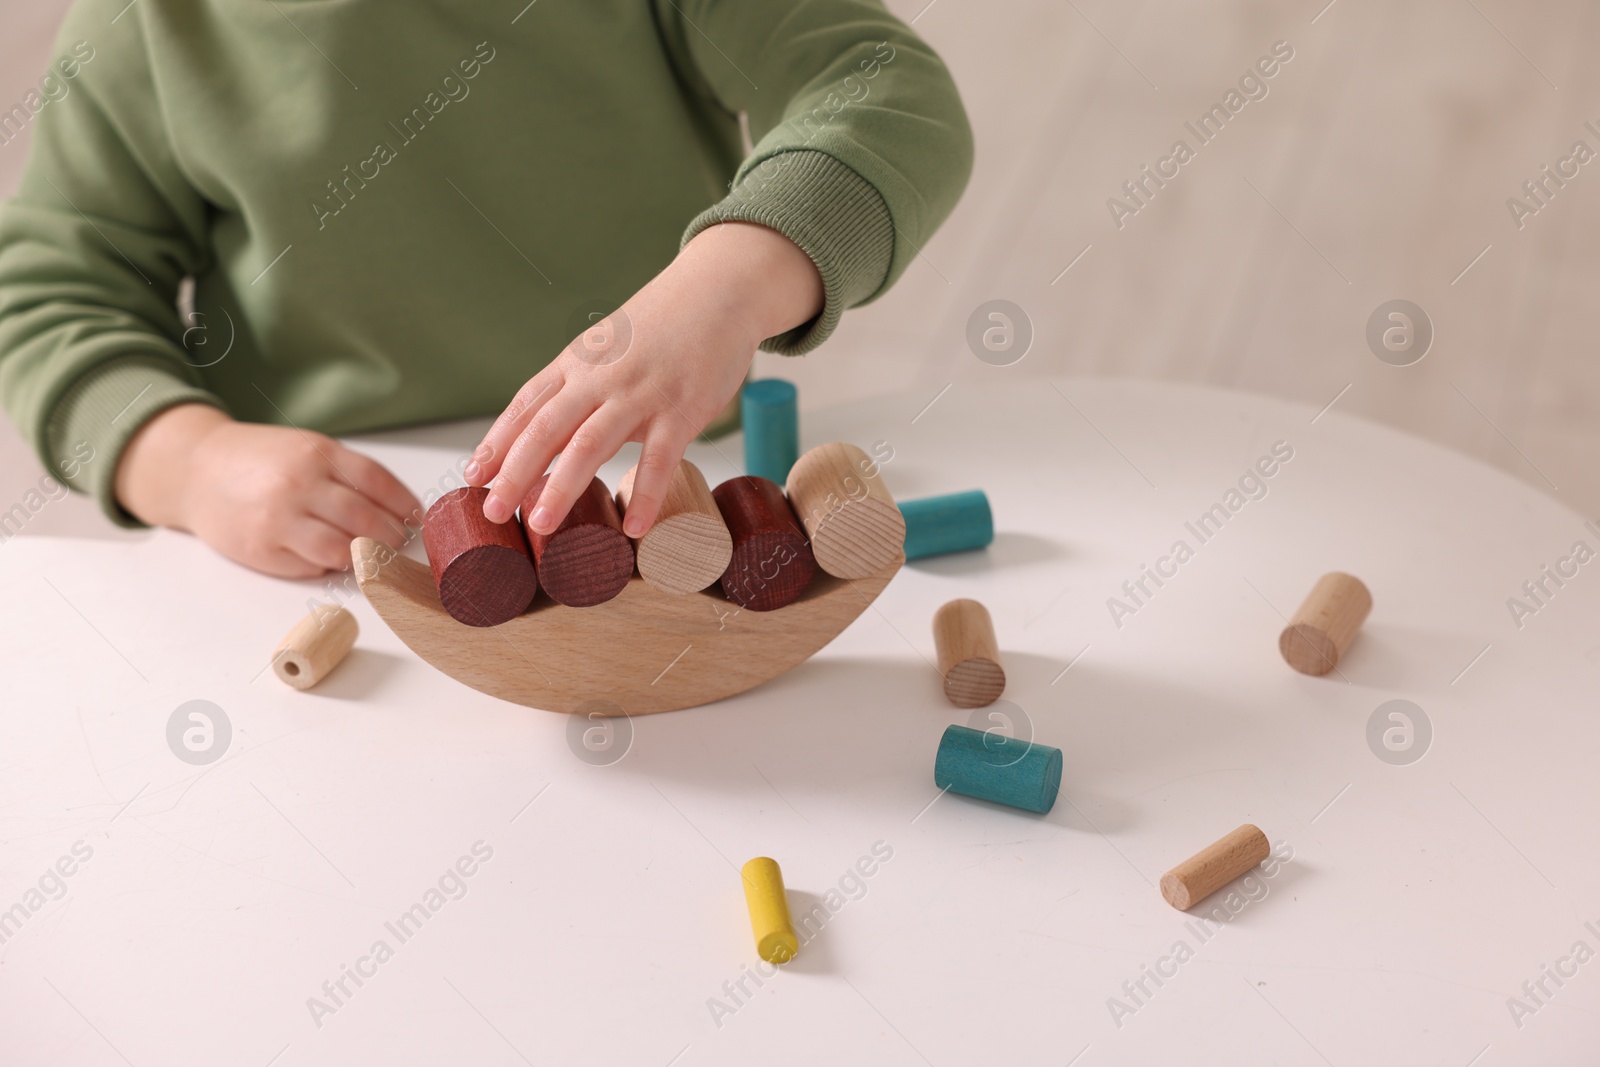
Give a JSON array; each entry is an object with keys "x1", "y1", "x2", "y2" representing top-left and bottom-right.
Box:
[{"x1": 3, "y1": 0, "x2": 1596, "y2": 536}]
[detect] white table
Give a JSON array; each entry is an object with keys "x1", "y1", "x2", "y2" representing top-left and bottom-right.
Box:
[{"x1": 2, "y1": 379, "x2": 1596, "y2": 1066}]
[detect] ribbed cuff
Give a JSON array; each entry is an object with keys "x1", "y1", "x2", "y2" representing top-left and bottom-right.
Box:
[
  {"x1": 683, "y1": 150, "x2": 894, "y2": 356},
  {"x1": 45, "y1": 358, "x2": 226, "y2": 528}
]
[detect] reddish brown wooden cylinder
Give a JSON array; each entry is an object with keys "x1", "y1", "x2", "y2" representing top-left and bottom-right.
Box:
[
  {"x1": 711, "y1": 476, "x2": 816, "y2": 612},
  {"x1": 423, "y1": 487, "x2": 539, "y2": 627},
  {"x1": 520, "y1": 475, "x2": 635, "y2": 607}
]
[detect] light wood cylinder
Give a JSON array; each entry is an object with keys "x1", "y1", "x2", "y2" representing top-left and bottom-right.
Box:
[
  {"x1": 1160, "y1": 824, "x2": 1270, "y2": 910},
  {"x1": 273, "y1": 604, "x2": 358, "y2": 690},
  {"x1": 933, "y1": 598, "x2": 1006, "y2": 708},
  {"x1": 616, "y1": 460, "x2": 732, "y2": 595},
  {"x1": 784, "y1": 442, "x2": 905, "y2": 579},
  {"x1": 1279, "y1": 572, "x2": 1372, "y2": 676}
]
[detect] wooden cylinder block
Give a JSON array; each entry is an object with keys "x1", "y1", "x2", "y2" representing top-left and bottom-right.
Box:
[
  {"x1": 741, "y1": 379, "x2": 799, "y2": 484},
  {"x1": 711, "y1": 476, "x2": 816, "y2": 612},
  {"x1": 521, "y1": 475, "x2": 635, "y2": 607},
  {"x1": 272, "y1": 604, "x2": 358, "y2": 689},
  {"x1": 741, "y1": 856, "x2": 799, "y2": 964},
  {"x1": 423, "y1": 487, "x2": 539, "y2": 627},
  {"x1": 933, "y1": 598, "x2": 1006, "y2": 708},
  {"x1": 1279, "y1": 572, "x2": 1372, "y2": 676},
  {"x1": 934, "y1": 724, "x2": 1061, "y2": 815},
  {"x1": 1160, "y1": 824, "x2": 1271, "y2": 910},
  {"x1": 900, "y1": 489, "x2": 994, "y2": 561},
  {"x1": 616, "y1": 459, "x2": 732, "y2": 595},
  {"x1": 784, "y1": 442, "x2": 905, "y2": 579}
]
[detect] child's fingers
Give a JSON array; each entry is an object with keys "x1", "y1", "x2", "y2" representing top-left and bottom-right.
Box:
[
  {"x1": 284, "y1": 515, "x2": 359, "y2": 573},
  {"x1": 467, "y1": 372, "x2": 563, "y2": 486},
  {"x1": 618, "y1": 422, "x2": 694, "y2": 538},
  {"x1": 330, "y1": 445, "x2": 422, "y2": 528},
  {"x1": 482, "y1": 393, "x2": 593, "y2": 524},
  {"x1": 524, "y1": 403, "x2": 637, "y2": 536},
  {"x1": 313, "y1": 483, "x2": 411, "y2": 549}
]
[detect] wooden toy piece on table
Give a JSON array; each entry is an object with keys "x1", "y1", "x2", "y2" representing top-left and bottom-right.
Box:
[
  {"x1": 354, "y1": 441, "x2": 905, "y2": 715},
  {"x1": 898, "y1": 489, "x2": 994, "y2": 561},
  {"x1": 785, "y1": 441, "x2": 906, "y2": 579},
  {"x1": 740, "y1": 857, "x2": 799, "y2": 964},
  {"x1": 741, "y1": 378, "x2": 799, "y2": 484},
  {"x1": 422, "y1": 486, "x2": 539, "y2": 626},
  {"x1": 1159, "y1": 824, "x2": 1270, "y2": 910},
  {"x1": 711, "y1": 475, "x2": 817, "y2": 612},
  {"x1": 521, "y1": 474, "x2": 635, "y2": 608},
  {"x1": 1279, "y1": 572, "x2": 1371, "y2": 675},
  {"x1": 934, "y1": 724, "x2": 1061, "y2": 814},
  {"x1": 616, "y1": 459, "x2": 732, "y2": 595},
  {"x1": 932, "y1": 598, "x2": 1006, "y2": 708},
  {"x1": 272, "y1": 604, "x2": 359, "y2": 690}
]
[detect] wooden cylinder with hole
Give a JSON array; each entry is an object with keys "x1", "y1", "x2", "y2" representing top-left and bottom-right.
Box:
[
  {"x1": 1279, "y1": 572, "x2": 1371, "y2": 676},
  {"x1": 784, "y1": 442, "x2": 905, "y2": 579},
  {"x1": 521, "y1": 475, "x2": 635, "y2": 607},
  {"x1": 423, "y1": 487, "x2": 539, "y2": 626},
  {"x1": 1160, "y1": 824, "x2": 1271, "y2": 910},
  {"x1": 273, "y1": 604, "x2": 359, "y2": 690},
  {"x1": 933, "y1": 598, "x2": 1006, "y2": 708},
  {"x1": 711, "y1": 476, "x2": 816, "y2": 612},
  {"x1": 616, "y1": 460, "x2": 732, "y2": 595}
]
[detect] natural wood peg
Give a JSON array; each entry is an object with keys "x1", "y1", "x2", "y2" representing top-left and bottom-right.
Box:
[
  {"x1": 1160, "y1": 824, "x2": 1271, "y2": 910},
  {"x1": 711, "y1": 475, "x2": 816, "y2": 612},
  {"x1": 423, "y1": 486, "x2": 539, "y2": 627},
  {"x1": 784, "y1": 442, "x2": 905, "y2": 580},
  {"x1": 616, "y1": 460, "x2": 733, "y2": 595},
  {"x1": 933, "y1": 598, "x2": 1006, "y2": 708},
  {"x1": 273, "y1": 604, "x2": 359, "y2": 690},
  {"x1": 522, "y1": 475, "x2": 635, "y2": 607},
  {"x1": 1279, "y1": 572, "x2": 1372, "y2": 675}
]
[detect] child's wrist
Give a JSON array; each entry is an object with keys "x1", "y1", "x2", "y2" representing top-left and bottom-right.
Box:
[
  {"x1": 678, "y1": 222, "x2": 823, "y2": 347},
  {"x1": 114, "y1": 402, "x2": 231, "y2": 528}
]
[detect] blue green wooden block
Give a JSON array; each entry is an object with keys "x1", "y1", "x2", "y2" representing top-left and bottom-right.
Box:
[
  {"x1": 934, "y1": 724, "x2": 1061, "y2": 814},
  {"x1": 741, "y1": 379, "x2": 799, "y2": 484},
  {"x1": 899, "y1": 490, "x2": 993, "y2": 560}
]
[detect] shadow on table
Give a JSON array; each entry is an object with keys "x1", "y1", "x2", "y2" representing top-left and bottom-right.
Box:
[
  {"x1": 780, "y1": 890, "x2": 839, "y2": 975},
  {"x1": 290, "y1": 648, "x2": 408, "y2": 701},
  {"x1": 905, "y1": 531, "x2": 1066, "y2": 576}
]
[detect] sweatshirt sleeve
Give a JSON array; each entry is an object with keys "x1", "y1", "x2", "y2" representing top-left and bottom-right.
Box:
[
  {"x1": 0, "y1": 11, "x2": 225, "y2": 527},
  {"x1": 661, "y1": 0, "x2": 974, "y2": 354}
]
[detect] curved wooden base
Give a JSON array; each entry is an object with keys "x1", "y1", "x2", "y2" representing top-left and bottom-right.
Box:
[{"x1": 352, "y1": 538, "x2": 902, "y2": 715}]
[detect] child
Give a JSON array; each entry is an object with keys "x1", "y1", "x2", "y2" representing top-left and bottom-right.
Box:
[{"x1": 0, "y1": 0, "x2": 971, "y2": 577}]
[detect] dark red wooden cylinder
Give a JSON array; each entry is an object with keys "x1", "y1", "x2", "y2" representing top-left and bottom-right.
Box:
[
  {"x1": 521, "y1": 475, "x2": 635, "y2": 607},
  {"x1": 423, "y1": 487, "x2": 539, "y2": 627},
  {"x1": 711, "y1": 476, "x2": 816, "y2": 612}
]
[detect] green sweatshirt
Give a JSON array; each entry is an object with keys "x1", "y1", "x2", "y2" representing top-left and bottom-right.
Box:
[{"x1": 0, "y1": 0, "x2": 971, "y2": 525}]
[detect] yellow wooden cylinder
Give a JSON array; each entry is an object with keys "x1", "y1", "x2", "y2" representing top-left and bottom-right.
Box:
[{"x1": 740, "y1": 857, "x2": 798, "y2": 964}]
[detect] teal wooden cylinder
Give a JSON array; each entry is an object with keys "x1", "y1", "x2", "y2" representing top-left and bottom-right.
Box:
[
  {"x1": 899, "y1": 490, "x2": 993, "y2": 561},
  {"x1": 934, "y1": 724, "x2": 1061, "y2": 814},
  {"x1": 742, "y1": 379, "x2": 799, "y2": 484}
]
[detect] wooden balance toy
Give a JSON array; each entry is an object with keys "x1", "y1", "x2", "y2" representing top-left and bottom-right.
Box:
[{"x1": 352, "y1": 441, "x2": 903, "y2": 715}]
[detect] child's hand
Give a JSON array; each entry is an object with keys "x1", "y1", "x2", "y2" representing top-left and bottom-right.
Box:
[
  {"x1": 116, "y1": 403, "x2": 420, "y2": 578},
  {"x1": 464, "y1": 222, "x2": 824, "y2": 537}
]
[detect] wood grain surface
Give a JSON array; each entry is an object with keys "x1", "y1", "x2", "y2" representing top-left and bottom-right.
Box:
[
  {"x1": 422, "y1": 487, "x2": 539, "y2": 627},
  {"x1": 711, "y1": 475, "x2": 817, "y2": 612},
  {"x1": 522, "y1": 474, "x2": 635, "y2": 608},
  {"x1": 352, "y1": 537, "x2": 901, "y2": 714}
]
